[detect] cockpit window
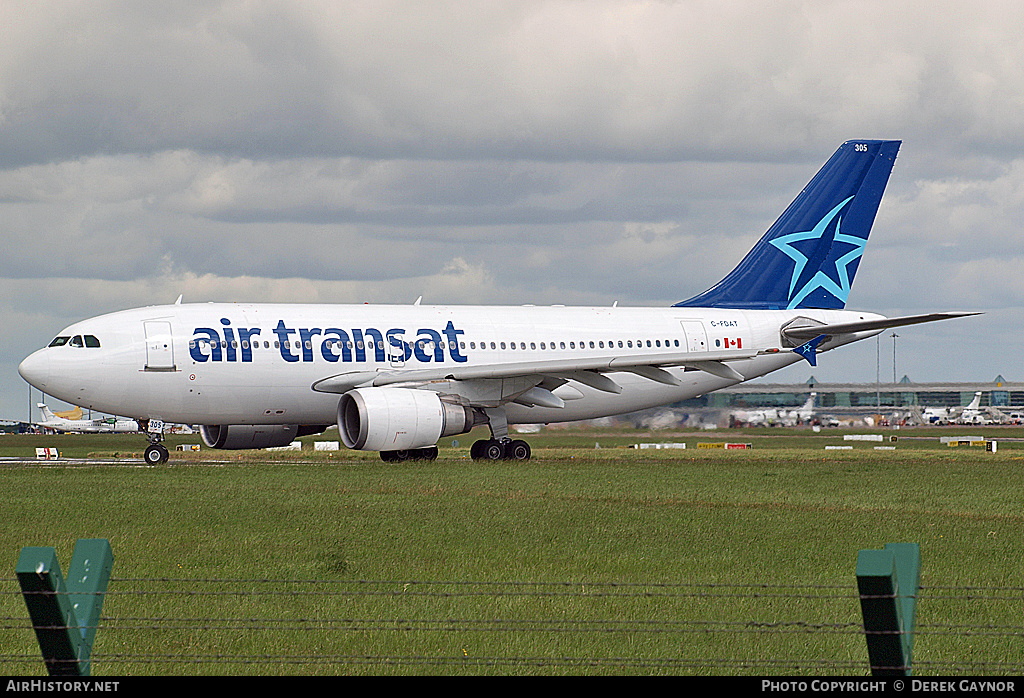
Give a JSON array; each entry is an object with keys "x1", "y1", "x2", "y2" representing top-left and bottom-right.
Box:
[{"x1": 47, "y1": 335, "x2": 101, "y2": 348}]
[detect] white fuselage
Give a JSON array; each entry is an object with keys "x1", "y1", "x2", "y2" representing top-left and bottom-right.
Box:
[{"x1": 18, "y1": 302, "x2": 883, "y2": 427}]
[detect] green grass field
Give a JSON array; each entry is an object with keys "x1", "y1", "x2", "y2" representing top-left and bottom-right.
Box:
[{"x1": 1, "y1": 426, "x2": 1022, "y2": 676}]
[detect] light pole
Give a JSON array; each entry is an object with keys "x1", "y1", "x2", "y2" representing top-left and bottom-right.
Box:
[
  {"x1": 891, "y1": 332, "x2": 899, "y2": 384},
  {"x1": 876, "y1": 335, "x2": 881, "y2": 407}
]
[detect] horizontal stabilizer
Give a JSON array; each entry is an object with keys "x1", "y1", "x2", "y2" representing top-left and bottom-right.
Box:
[
  {"x1": 782, "y1": 311, "x2": 981, "y2": 341},
  {"x1": 792, "y1": 335, "x2": 828, "y2": 366}
]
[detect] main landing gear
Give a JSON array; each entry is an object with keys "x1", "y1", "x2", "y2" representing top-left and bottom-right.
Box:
[
  {"x1": 379, "y1": 446, "x2": 439, "y2": 462},
  {"x1": 469, "y1": 407, "x2": 532, "y2": 461},
  {"x1": 376, "y1": 407, "x2": 535, "y2": 463},
  {"x1": 470, "y1": 438, "x2": 531, "y2": 461},
  {"x1": 378, "y1": 439, "x2": 531, "y2": 462}
]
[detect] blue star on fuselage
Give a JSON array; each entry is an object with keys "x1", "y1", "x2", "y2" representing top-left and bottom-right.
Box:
[{"x1": 768, "y1": 196, "x2": 864, "y2": 309}]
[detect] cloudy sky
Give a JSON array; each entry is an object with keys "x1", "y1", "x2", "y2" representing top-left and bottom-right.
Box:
[{"x1": 2, "y1": 0, "x2": 1022, "y2": 421}]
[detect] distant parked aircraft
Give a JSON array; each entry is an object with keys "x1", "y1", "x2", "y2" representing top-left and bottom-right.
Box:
[
  {"x1": 35, "y1": 403, "x2": 139, "y2": 433},
  {"x1": 954, "y1": 392, "x2": 991, "y2": 425},
  {"x1": 732, "y1": 393, "x2": 818, "y2": 427}
]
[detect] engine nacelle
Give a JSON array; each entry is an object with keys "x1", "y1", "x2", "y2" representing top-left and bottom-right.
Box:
[
  {"x1": 200, "y1": 424, "x2": 327, "y2": 450},
  {"x1": 338, "y1": 387, "x2": 475, "y2": 452}
]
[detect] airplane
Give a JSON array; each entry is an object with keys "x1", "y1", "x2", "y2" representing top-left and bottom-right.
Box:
[
  {"x1": 732, "y1": 392, "x2": 817, "y2": 427},
  {"x1": 17, "y1": 140, "x2": 979, "y2": 465},
  {"x1": 785, "y1": 392, "x2": 818, "y2": 425},
  {"x1": 731, "y1": 404, "x2": 781, "y2": 428},
  {"x1": 921, "y1": 404, "x2": 953, "y2": 425},
  {"x1": 35, "y1": 402, "x2": 140, "y2": 433},
  {"x1": 920, "y1": 392, "x2": 989, "y2": 425},
  {"x1": 954, "y1": 392, "x2": 990, "y2": 425}
]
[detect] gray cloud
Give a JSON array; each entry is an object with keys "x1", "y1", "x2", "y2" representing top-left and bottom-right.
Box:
[{"x1": 2, "y1": 0, "x2": 1023, "y2": 419}]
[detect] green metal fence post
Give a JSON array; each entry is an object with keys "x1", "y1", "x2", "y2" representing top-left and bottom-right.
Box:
[
  {"x1": 856, "y1": 542, "x2": 920, "y2": 676},
  {"x1": 16, "y1": 539, "x2": 114, "y2": 676}
]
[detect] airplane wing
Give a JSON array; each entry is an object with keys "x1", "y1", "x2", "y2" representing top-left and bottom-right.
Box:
[
  {"x1": 313, "y1": 311, "x2": 981, "y2": 402},
  {"x1": 311, "y1": 346, "x2": 759, "y2": 396},
  {"x1": 781, "y1": 311, "x2": 980, "y2": 341}
]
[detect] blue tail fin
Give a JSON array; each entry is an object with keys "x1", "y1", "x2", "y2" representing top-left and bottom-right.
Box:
[{"x1": 675, "y1": 140, "x2": 901, "y2": 310}]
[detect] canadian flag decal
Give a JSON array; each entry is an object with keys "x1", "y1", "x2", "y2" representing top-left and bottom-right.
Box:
[{"x1": 724, "y1": 337, "x2": 742, "y2": 349}]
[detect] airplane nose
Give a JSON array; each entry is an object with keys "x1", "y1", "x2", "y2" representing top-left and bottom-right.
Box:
[{"x1": 18, "y1": 350, "x2": 50, "y2": 390}]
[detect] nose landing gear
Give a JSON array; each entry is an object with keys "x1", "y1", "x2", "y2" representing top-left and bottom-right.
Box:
[
  {"x1": 139, "y1": 419, "x2": 170, "y2": 464},
  {"x1": 144, "y1": 442, "x2": 169, "y2": 465}
]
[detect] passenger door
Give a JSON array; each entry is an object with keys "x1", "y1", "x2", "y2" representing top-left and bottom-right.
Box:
[{"x1": 144, "y1": 320, "x2": 176, "y2": 371}]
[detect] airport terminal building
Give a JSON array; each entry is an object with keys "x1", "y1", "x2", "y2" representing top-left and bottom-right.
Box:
[{"x1": 703, "y1": 375, "x2": 1022, "y2": 412}]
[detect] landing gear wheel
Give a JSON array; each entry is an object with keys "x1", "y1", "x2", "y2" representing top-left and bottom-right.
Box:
[
  {"x1": 471, "y1": 438, "x2": 531, "y2": 462},
  {"x1": 508, "y1": 440, "x2": 531, "y2": 461},
  {"x1": 380, "y1": 446, "x2": 439, "y2": 462},
  {"x1": 471, "y1": 439, "x2": 505, "y2": 461},
  {"x1": 484, "y1": 440, "x2": 506, "y2": 461},
  {"x1": 144, "y1": 443, "x2": 169, "y2": 465}
]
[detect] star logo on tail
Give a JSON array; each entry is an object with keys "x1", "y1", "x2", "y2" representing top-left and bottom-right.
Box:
[{"x1": 768, "y1": 196, "x2": 865, "y2": 309}]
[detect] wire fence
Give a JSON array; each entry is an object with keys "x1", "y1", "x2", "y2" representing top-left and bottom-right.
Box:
[{"x1": 2, "y1": 577, "x2": 1023, "y2": 675}]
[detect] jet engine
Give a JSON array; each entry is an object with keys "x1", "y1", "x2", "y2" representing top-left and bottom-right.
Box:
[
  {"x1": 338, "y1": 387, "x2": 476, "y2": 452},
  {"x1": 200, "y1": 424, "x2": 327, "y2": 450}
]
